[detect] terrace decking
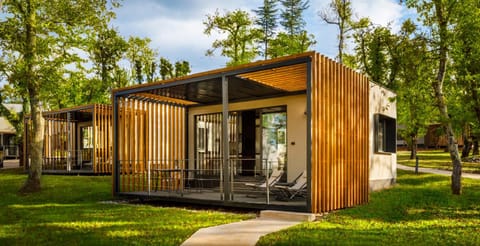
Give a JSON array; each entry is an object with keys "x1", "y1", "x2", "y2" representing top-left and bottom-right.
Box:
[{"x1": 122, "y1": 173, "x2": 307, "y2": 211}]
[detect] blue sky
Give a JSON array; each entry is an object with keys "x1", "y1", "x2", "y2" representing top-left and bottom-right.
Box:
[{"x1": 112, "y1": 0, "x2": 412, "y2": 73}]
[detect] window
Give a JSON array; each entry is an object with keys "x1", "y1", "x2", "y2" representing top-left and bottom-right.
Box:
[
  {"x1": 196, "y1": 121, "x2": 206, "y2": 152},
  {"x1": 375, "y1": 114, "x2": 396, "y2": 153},
  {"x1": 81, "y1": 126, "x2": 93, "y2": 149}
]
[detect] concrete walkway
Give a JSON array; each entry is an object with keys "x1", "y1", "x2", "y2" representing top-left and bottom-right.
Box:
[
  {"x1": 181, "y1": 210, "x2": 315, "y2": 246},
  {"x1": 397, "y1": 164, "x2": 480, "y2": 179}
]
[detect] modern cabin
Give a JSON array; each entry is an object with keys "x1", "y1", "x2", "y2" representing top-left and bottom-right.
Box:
[
  {"x1": 24, "y1": 104, "x2": 112, "y2": 174},
  {"x1": 111, "y1": 52, "x2": 397, "y2": 213}
]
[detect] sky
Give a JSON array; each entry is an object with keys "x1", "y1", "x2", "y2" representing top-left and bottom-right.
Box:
[{"x1": 111, "y1": 0, "x2": 413, "y2": 74}]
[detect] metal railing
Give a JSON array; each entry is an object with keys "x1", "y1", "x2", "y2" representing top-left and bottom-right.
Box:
[
  {"x1": 41, "y1": 149, "x2": 94, "y2": 171},
  {"x1": 117, "y1": 158, "x2": 303, "y2": 206}
]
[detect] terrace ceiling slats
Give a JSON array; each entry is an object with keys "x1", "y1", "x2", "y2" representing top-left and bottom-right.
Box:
[
  {"x1": 112, "y1": 52, "x2": 315, "y2": 97},
  {"x1": 237, "y1": 63, "x2": 307, "y2": 92},
  {"x1": 131, "y1": 92, "x2": 198, "y2": 106}
]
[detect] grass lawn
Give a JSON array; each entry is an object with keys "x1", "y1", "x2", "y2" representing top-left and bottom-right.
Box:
[
  {"x1": 258, "y1": 170, "x2": 480, "y2": 245},
  {"x1": 0, "y1": 168, "x2": 254, "y2": 246},
  {"x1": 397, "y1": 150, "x2": 480, "y2": 174}
]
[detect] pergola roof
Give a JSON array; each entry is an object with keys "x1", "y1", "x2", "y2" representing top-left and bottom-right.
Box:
[
  {"x1": 26, "y1": 104, "x2": 110, "y2": 122},
  {"x1": 113, "y1": 52, "x2": 314, "y2": 105}
]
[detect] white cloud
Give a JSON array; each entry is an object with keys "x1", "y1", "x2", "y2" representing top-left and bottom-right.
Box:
[
  {"x1": 112, "y1": 0, "x2": 409, "y2": 72},
  {"x1": 352, "y1": 0, "x2": 404, "y2": 31}
]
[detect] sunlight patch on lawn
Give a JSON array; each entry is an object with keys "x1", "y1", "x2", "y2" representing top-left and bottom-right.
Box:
[
  {"x1": 44, "y1": 221, "x2": 136, "y2": 230},
  {"x1": 9, "y1": 203, "x2": 81, "y2": 209},
  {"x1": 0, "y1": 225, "x2": 15, "y2": 237},
  {"x1": 106, "y1": 229, "x2": 145, "y2": 238}
]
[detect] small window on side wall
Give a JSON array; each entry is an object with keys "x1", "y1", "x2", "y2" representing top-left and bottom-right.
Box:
[{"x1": 374, "y1": 114, "x2": 396, "y2": 153}]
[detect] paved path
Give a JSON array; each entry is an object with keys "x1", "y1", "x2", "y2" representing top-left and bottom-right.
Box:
[
  {"x1": 181, "y1": 210, "x2": 315, "y2": 246},
  {"x1": 397, "y1": 164, "x2": 480, "y2": 180}
]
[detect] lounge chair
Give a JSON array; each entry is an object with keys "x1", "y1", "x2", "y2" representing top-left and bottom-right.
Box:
[
  {"x1": 274, "y1": 170, "x2": 307, "y2": 200},
  {"x1": 245, "y1": 168, "x2": 284, "y2": 189}
]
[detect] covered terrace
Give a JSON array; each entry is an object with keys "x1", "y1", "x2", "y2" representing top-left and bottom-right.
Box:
[{"x1": 112, "y1": 52, "x2": 370, "y2": 213}]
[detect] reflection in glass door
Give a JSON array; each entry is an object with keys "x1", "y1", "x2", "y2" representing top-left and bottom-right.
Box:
[{"x1": 261, "y1": 111, "x2": 287, "y2": 173}]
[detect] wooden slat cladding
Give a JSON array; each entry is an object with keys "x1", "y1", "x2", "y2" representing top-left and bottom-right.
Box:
[
  {"x1": 117, "y1": 97, "x2": 186, "y2": 193},
  {"x1": 310, "y1": 53, "x2": 369, "y2": 213},
  {"x1": 23, "y1": 104, "x2": 112, "y2": 174}
]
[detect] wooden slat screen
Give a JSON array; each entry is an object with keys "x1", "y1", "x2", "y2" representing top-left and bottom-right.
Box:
[
  {"x1": 310, "y1": 53, "x2": 369, "y2": 213},
  {"x1": 93, "y1": 104, "x2": 113, "y2": 173},
  {"x1": 117, "y1": 97, "x2": 186, "y2": 192},
  {"x1": 42, "y1": 115, "x2": 76, "y2": 170}
]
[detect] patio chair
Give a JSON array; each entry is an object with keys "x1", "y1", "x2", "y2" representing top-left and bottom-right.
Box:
[
  {"x1": 245, "y1": 168, "x2": 284, "y2": 189},
  {"x1": 274, "y1": 170, "x2": 307, "y2": 200}
]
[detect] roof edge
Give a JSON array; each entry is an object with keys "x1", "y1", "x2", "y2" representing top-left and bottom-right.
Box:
[{"x1": 113, "y1": 51, "x2": 316, "y2": 94}]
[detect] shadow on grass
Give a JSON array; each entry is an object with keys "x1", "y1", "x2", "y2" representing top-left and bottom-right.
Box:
[
  {"x1": 338, "y1": 170, "x2": 480, "y2": 223},
  {"x1": 0, "y1": 170, "x2": 254, "y2": 246},
  {"x1": 1, "y1": 202, "x2": 251, "y2": 246},
  {"x1": 258, "y1": 223, "x2": 480, "y2": 246},
  {"x1": 257, "y1": 169, "x2": 480, "y2": 245}
]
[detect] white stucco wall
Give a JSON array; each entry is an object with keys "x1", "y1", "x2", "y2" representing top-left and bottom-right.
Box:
[
  {"x1": 369, "y1": 82, "x2": 397, "y2": 191},
  {"x1": 187, "y1": 94, "x2": 307, "y2": 182}
]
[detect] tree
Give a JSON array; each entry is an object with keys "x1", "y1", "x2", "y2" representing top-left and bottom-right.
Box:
[
  {"x1": 280, "y1": 0, "x2": 308, "y2": 35},
  {"x1": 174, "y1": 61, "x2": 191, "y2": 78},
  {"x1": 0, "y1": 0, "x2": 119, "y2": 192},
  {"x1": 159, "y1": 57, "x2": 191, "y2": 80},
  {"x1": 406, "y1": 0, "x2": 462, "y2": 194},
  {"x1": 395, "y1": 22, "x2": 436, "y2": 159},
  {"x1": 89, "y1": 27, "x2": 128, "y2": 97},
  {"x1": 320, "y1": 0, "x2": 370, "y2": 64},
  {"x1": 352, "y1": 26, "x2": 392, "y2": 86},
  {"x1": 253, "y1": 0, "x2": 278, "y2": 59},
  {"x1": 204, "y1": 9, "x2": 260, "y2": 66},
  {"x1": 125, "y1": 37, "x2": 158, "y2": 84},
  {"x1": 351, "y1": 19, "x2": 436, "y2": 160},
  {"x1": 269, "y1": 0, "x2": 315, "y2": 57},
  {"x1": 451, "y1": 0, "x2": 480, "y2": 157}
]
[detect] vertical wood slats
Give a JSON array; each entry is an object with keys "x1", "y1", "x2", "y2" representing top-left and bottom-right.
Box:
[
  {"x1": 310, "y1": 53, "x2": 369, "y2": 213},
  {"x1": 116, "y1": 97, "x2": 186, "y2": 192},
  {"x1": 92, "y1": 104, "x2": 113, "y2": 174},
  {"x1": 41, "y1": 114, "x2": 75, "y2": 171}
]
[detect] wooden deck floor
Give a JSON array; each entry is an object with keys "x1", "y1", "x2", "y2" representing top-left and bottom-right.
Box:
[{"x1": 120, "y1": 188, "x2": 307, "y2": 211}]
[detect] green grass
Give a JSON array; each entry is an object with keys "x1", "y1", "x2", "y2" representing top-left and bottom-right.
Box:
[
  {"x1": 398, "y1": 150, "x2": 480, "y2": 174},
  {"x1": 0, "y1": 168, "x2": 254, "y2": 245},
  {"x1": 257, "y1": 170, "x2": 480, "y2": 245}
]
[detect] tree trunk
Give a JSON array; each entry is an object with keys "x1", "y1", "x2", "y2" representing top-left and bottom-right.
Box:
[
  {"x1": 432, "y1": 1, "x2": 462, "y2": 195},
  {"x1": 461, "y1": 134, "x2": 471, "y2": 158},
  {"x1": 20, "y1": 0, "x2": 43, "y2": 193},
  {"x1": 473, "y1": 138, "x2": 479, "y2": 156},
  {"x1": 18, "y1": 142, "x2": 23, "y2": 167},
  {"x1": 20, "y1": 97, "x2": 43, "y2": 193},
  {"x1": 409, "y1": 136, "x2": 417, "y2": 159}
]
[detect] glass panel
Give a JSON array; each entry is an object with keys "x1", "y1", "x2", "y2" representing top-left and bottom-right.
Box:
[
  {"x1": 262, "y1": 112, "x2": 287, "y2": 172},
  {"x1": 81, "y1": 126, "x2": 93, "y2": 149}
]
